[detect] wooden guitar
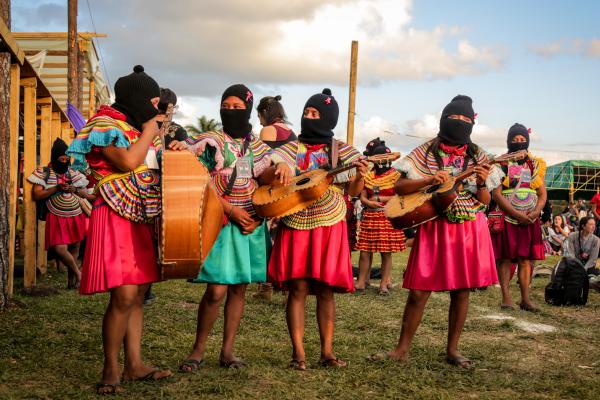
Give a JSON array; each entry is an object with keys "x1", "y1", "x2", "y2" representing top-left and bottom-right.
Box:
[
  {"x1": 253, "y1": 152, "x2": 400, "y2": 219},
  {"x1": 384, "y1": 150, "x2": 527, "y2": 230},
  {"x1": 158, "y1": 104, "x2": 224, "y2": 280}
]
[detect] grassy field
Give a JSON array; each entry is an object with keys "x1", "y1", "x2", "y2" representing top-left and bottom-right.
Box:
[{"x1": 1, "y1": 253, "x2": 600, "y2": 399}]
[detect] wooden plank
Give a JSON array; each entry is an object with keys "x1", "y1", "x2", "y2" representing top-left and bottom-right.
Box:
[
  {"x1": 346, "y1": 41, "x2": 358, "y2": 146},
  {"x1": 41, "y1": 74, "x2": 68, "y2": 79},
  {"x1": 21, "y1": 79, "x2": 37, "y2": 288},
  {"x1": 51, "y1": 112, "x2": 61, "y2": 143},
  {"x1": 39, "y1": 62, "x2": 69, "y2": 69},
  {"x1": 24, "y1": 50, "x2": 68, "y2": 57},
  {"x1": 37, "y1": 104, "x2": 52, "y2": 274},
  {"x1": 0, "y1": 17, "x2": 25, "y2": 65},
  {"x1": 12, "y1": 32, "x2": 107, "y2": 39},
  {"x1": 88, "y1": 80, "x2": 95, "y2": 117},
  {"x1": 61, "y1": 122, "x2": 71, "y2": 142},
  {"x1": 7, "y1": 64, "x2": 20, "y2": 298}
]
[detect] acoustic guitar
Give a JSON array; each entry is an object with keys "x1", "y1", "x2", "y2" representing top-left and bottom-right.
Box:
[
  {"x1": 384, "y1": 150, "x2": 527, "y2": 230},
  {"x1": 253, "y1": 152, "x2": 400, "y2": 219},
  {"x1": 158, "y1": 104, "x2": 224, "y2": 280}
]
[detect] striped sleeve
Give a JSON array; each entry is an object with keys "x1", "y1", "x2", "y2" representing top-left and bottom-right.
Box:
[
  {"x1": 335, "y1": 142, "x2": 363, "y2": 183},
  {"x1": 185, "y1": 131, "x2": 224, "y2": 172},
  {"x1": 27, "y1": 167, "x2": 50, "y2": 188},
  {"x1": 270, "y1": 142, "x2": 298, "y2": 170},
  {"x1": 70, "y1": 170, "x2": 90, "y2": 188},
  {"x1": 250, "y1": 137, "x2": 272, "y2": 177}
]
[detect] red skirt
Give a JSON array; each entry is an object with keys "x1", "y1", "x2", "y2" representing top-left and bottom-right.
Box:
[
  {"x1": 79, "y1": 199, "x2": 159, "y2": 295},
  {"x1": 491, "y1": 219, "x2": 545, "y2": 261},
  {"x1": 356, "y1": 209, "x2": 406, "y2": 253},
  {"x1": 403, "y1": 213, "x2": 498, "y2": 291},
  {"x1": 344, "y1": 194, "x2": 358, "y2": 251},
  {"x1": 268, "y1": 220, "x2": 354, "y2": 293},
  {"x1": 45, "y1": 212, "x2": 88, "y2": 249}
]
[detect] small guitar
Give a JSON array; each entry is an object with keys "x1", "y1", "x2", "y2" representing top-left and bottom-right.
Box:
[
  {"x1": 253, "y1": 152, "x2": 401, "y2": 219},
  {"x1": 384, "y1": 150, "x2": 527, "y2": 229}
]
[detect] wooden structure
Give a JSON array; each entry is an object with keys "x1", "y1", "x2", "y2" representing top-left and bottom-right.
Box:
[
  {"x1": 346, "y1": 40, "x2": 358, "y2": 145},
  {"x1": 0, "y1": 21, "x2": 88, "y2": 295},
  {"x1": 13, "y1": 32, "x2": 110, "y2": 120}
]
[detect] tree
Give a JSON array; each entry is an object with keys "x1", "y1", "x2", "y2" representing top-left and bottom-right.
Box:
[
  {"x1": 0, "y1": 0, "x2": 11, "y2": 310},
  {"x1": 185, "y1": 115, "x2": 221, "y2": 135}
]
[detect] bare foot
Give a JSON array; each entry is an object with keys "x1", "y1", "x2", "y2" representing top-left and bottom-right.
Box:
[{"x1": 446, "y1": 352, "x2": 474, "y2": 369}]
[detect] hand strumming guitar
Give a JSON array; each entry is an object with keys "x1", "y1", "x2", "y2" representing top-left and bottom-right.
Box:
[{"x1": 274, "y1": 162, "x2": 293, "y2": 185}]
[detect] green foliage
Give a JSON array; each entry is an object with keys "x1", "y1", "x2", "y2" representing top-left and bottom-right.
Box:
[
  {"x1": 1, "y1": 254, "x2": 599, "y2": 399},
  {"x1": 185, "y1": 116, "x2": 222, "y2": 135}
]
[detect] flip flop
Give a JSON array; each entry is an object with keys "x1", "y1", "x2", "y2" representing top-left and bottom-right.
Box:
[
  {"x1": 123, "y1": 369, "x2": 172, "y2": 382},
  {"x1": 95, "y1": 382, "x2": 123, "y2": 395},
  {"x1": 500, "y1": 304, "x2": 515, "y2": 310},
  {"x1": 319, "y1": 358, "x2": 347, "y2": 368},
  {"x1": 518, "y1": 302, "x2": 540, "y2": 313},
  {"x1": 178, "y1": 359, "x2": 205, "y2": 373},
  {"x1": 353, "y1": 287, "x2": 366, "y2": 295},
  {"x1": 220, "y1": 358, "x2": 247, "y2": 369},
  {"x1": 288, "y1": 359, "x2": 307, "y2": 371},
  {"x1": 378, "y1": 288, "x2": 390, "y2": 296},
  {"x1": 446, "y1": 356, "x2": 474, "y2": 369}
]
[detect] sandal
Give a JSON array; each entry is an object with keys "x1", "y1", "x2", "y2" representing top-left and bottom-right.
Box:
[
  {"x1": 378, "y1": 288, "x2": 390, "y2": 296},
  {"x1": 518, "y1": 302, "x2": 540, "y2": 313},
  {"x1": 353, "y1": 287, "x2": 366, "y2": 295},
  {"x1": 367, "y1": 352, "x2": 406, "y2": 362},
  {"x1": 95, "y1": 382, "x2": 123, "y2": 395},
  {"x1": 220, "y1": 358, "x2": 247, "y2": 369},
  {"x1": 319, "y1": 357, "x2": 347, "y2": 368},
  {"x1": 178, "y1": 359, "x2": 205, "y2": 373},
  {"x1": 288, "y1": 359, "x2": 307, "y2": 371},
  {"x1": 123, "y1": 369, "x2": 172, "y2": 382},
  {"x1": 446, "y1": 355, "x2": 474, "y2": 369},
  {"x1": 500, "y1": 303, "x2": 515, "y2": 310}
]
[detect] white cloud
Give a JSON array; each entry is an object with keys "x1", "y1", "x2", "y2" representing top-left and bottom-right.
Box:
[{"x1": 530, "y1": 38, "x2": 600, "y2": 59}]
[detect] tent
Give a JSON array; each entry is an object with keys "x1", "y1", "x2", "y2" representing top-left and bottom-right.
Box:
[{"x1": 545, "y1": 160, "x2": 600, "y2": 201}]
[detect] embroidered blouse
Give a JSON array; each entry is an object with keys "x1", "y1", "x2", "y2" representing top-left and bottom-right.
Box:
[
  {"x1": 500, "y1": 154, "x2": 546, "y2": 225},
  {"x1": 27, "y1": 167, "x2": 89, "y2": 217}
]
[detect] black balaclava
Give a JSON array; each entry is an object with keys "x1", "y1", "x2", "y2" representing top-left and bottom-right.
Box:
[
  {"x1": 51, "y1": 138, "x2": 69, "y2": 174},
  {"x1": 220, "y1": 84, "x2": 253, "y2": 139},
  {"x1": 437, "y1": 95, "x2": 475, "y2": 145},
  {"x1": 364, "y1": 137, "x2": 392, "y2": 174},
  {"x1": 507, "y1": 123, "x2": 530, "y2": 153},
  {"x1": 112, "y1": 65, "x2": 160, "y2": 131},
  {"x1": 299, "y1": 88, "x2": 339, "y2": 145}
]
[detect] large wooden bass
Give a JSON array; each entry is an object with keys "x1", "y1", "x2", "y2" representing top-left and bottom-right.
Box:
[
  {"x1": 385, "y1": 150, "x2": 527, "y2": 230},
  {"x1": 253, "y1": 152, "x2": 400, "y2": 219},
  {"x1": 157, "y1": 104, "x2": 223, "y2": 280}
]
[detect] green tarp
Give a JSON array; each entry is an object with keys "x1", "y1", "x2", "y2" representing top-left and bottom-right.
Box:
[{"x1": 545, "y1": 160, "x2": 600, "y2": 200}]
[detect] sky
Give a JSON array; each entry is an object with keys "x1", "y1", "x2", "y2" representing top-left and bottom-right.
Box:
[{"x1": 12, "y1": 0, "x2": 600, "y2": 165}]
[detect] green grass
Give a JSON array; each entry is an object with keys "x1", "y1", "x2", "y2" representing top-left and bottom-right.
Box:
[{"x1": 2, "y1": 253, "x2": 600, "y2": 399}]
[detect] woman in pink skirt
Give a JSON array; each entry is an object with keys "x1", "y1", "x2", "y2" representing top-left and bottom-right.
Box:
[
  {"x1": 268, "y1": 89, "x2": 369, "y2": 370},
  {"x1": 67, "y1": 66, "x2": 171, "y2": 394},
  {"x1": 370, "y1": 95, "x2": 501, "y2": 368},
  {"x1": 28, "y1": 138, "x2": 93, "y2": 289},
  {"x1": 491, "y1": 123, "x2": 547, "y2": 312}
]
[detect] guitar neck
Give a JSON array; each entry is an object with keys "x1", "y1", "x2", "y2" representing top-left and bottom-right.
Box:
[
  {"x1": 325, "y1": 152, "x2": 400, "y2": 178},
  {"x1": 454, "y1": 159, "x2": 502, "y2": 182}
]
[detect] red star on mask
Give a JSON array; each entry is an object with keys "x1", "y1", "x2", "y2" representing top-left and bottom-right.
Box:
[
  {"x1": 325, "y1": 97, "x2": 331, "y2": 104},
  {"x1": 246, "y1": 90, "x2": 253, "y2": 102}
]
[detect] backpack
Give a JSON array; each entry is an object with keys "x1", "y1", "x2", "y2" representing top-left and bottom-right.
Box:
[
  {"x1": 36, "y1": 167, "x2": 51, "y2": 221},
  {"x1": 544, "y1": 257, "x2": 589, "y2": 306}
]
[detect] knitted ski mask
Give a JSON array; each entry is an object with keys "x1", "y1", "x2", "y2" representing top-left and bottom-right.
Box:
[
  {"x1": 364, "y1": 137, "x2": 392, "y2": 174},
  {"x1": 299, "y1": 88, "x2": 339, "y2": 145},
  {"x1": 438, "y1": 95, "x2": 475, "y2": 145},
  {"x1": 507, "y1": 123, "x2": 530, "y2": 153},
  {"x1": 112, "y1": 65, "x2": 160, "y2": 131},
  {"x1": 51, "y1": 138, "x2": 69, "y2": 174},
  {"x1": 220, "y1": 84, "x2": 253, "y2": 139}
]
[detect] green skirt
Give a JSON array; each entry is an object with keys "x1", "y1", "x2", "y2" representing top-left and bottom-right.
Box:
[{"x1": 194, "y1": 221, "x2": 270, "y2": 285}]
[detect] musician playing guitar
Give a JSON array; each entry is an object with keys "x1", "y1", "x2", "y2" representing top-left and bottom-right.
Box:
[
  {"x1": 267, "y1": 89, "x2": 369, "y2": 370},
  {"x1": 369, "y1": 95, "x2": 503, "y2": 369},
  {"x1": 170, "y1": 84, "x2": 276, "y2": 371}
]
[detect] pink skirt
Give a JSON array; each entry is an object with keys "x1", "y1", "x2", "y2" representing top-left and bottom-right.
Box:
[
  {"x1": 268, "y1": 220, "x2": 354, "y2": 293},
  {"x1": 45, "y1": 212, "x2": 88, "y2": 249},
  {"x1": 79, "y1": 199, "x2": 159, "y2": 295},
  {"x1": 491, "y1": 219, "x2": 545, "y2": 261},
  {"x1": 403, "y1": 213, "x2": 498, "y2": 291}
]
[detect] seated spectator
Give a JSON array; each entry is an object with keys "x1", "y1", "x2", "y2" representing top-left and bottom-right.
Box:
[
  {"x1": 547, "y1": 215, "x2": 570, "y2": 255},
  {"x1": 564, "y1": 217, "x2": 599, "y2": 273}
]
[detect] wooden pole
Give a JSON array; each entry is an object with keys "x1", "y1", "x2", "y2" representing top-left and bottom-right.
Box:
[
  {"x1": 7, "y1": 63, "x2": 19, "y2": 298},
  {"x1": 21, "y1": 77, "x2": 37, "y2": 288},
  {"x1": 67, "y1": 0, "x2": 79, "y2": 109},
  {"x1": 346, "y1": 40, "x2": 358, "y2": 145},
  {"x1": 0, "y1": 0, "x2": 11, "y2": 308},
  {"x1": 37, "y1": 103, "x2": 52, "y2": 274},
  {"x1": 61, "y1": 121, "x2": 70, "y2": 142},
  {"x1": 51, "y1": 112, "x2": 61, "y2": 143},
  {"x1": 88, "y1": 79, "x2": 95, "y2": 118}
]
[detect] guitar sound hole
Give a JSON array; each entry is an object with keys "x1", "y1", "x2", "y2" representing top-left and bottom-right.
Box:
[
  {"x1": 296, "y1": 177, "x2": 311, "y2": 186},
  {"x1": 425, "y1": 184, "x2": 441, "y2": 194}
]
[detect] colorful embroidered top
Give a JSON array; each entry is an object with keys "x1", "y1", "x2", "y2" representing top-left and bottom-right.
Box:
[
  {"x1": 500, "y1": 154, "x2": 546, "y2": 225},
  {"x1": 185, "y1": 130, "x2": 271, "y2": 217},
  {"x1": 271, "y1": 141, "x2": 362, "y2": 230},
  {"x1": 67, "y1": 105, "x2": 161, "y2": 223},
  {"x1": 27, "y1": 166, "x2": 89, "y2": 217},
  {"x1": 394, "y1": 140, "x2": 503, "y2": 223},
  {"x1": 363, "y1": 169, "x2": 400, "y2": 211}
]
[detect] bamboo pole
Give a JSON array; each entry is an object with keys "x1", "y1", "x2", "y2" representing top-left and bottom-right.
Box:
[
  {"x1": 21, "y1": 77, "x2": 37, "y2": 288},
  {"x1": 37, "y1": 104, "x2": 52, "y2": 274},
  {"x1": 7, "y1": 63, "x2": 19, "y2": 297},
  {"x1": 346, "y1": 40, "x2": 358, "y2": 145}
]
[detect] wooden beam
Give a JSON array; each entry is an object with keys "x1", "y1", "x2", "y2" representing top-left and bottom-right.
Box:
[
  {"x1": 51, "y1": 112, "x2": 61, "y2": 143},
  {"x1": 7, "y1": 64, "x2": 20, "y2": 298},
  {"x1": 37, "y1": 96, "x2": 52, "y2": 104},
  {"x1": 37, "y1": 104, "x2": 52, "y2": 274},
  {"x1": 24, "y1": 50, "x2": 69, "y2": 57},
  {"x1": 346, "y1": 40, "x2": 358, "y2": 146},
  {"x1": 21, "y1": 79, "x2": 37, "y2": 288},
  {"x1": 39, "y1": 62, "x2": 69, "y2": 69},
  {"x1": 41, "y1": 74, "x2": 68, "y2": 79},
  {"x1": 0, "y1": 17, "x2": 25, "y2": 65},
  {"x1": 12, "y1": 32, "x2": 107, "y2": 39},
  {"x1": 88, "y1": 80, "x2": 95, "y2": 117}
]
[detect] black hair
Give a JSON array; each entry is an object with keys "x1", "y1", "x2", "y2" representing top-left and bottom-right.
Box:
[
  {"x1": 425, "y1": 137, "x2": 480, "y2": 170},
  {"x1": 551, "y1": 214, "x2": 564, "y2": 231},
  {"x1": 158, "y1": 87, "x2": 177, "y2": 113},
  {"x1": 257, "y1": 95, "x2": 288, "y2": 125},
  {"x1": 578, "y1": 216, "x2": 594, "y2": 260}
]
